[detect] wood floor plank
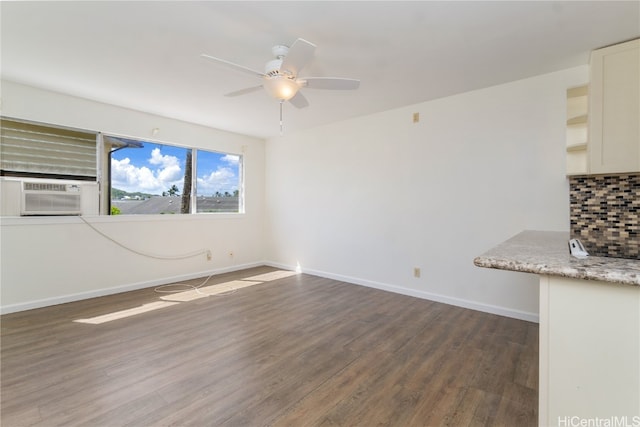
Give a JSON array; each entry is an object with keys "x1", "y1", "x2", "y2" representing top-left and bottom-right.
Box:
[{"x1": 1, "y1": 266, "x2": 538, "y2": 426}]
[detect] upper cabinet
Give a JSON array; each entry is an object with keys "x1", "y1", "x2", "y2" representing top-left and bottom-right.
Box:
[{"x1": 589, "y1": 39, "x2": 640, "y2": 174}]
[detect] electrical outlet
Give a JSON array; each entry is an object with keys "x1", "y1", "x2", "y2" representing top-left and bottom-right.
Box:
[
  {"x1": 413, "y1": 267, "x2": 421, "y2": 278},
  {"x1": 412, "y1": 112, "x2": 420, "y2": 123}
]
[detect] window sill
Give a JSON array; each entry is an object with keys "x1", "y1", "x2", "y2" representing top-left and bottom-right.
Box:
[{"x1": 0, "y1": 213, "x2": 246, "y2": 226}]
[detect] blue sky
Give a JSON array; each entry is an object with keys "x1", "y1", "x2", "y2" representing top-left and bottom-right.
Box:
[{"x1": 111, "y1": 142, "x2": 240, "y2": 196}]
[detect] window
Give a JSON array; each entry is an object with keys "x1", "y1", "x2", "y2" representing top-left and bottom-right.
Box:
[
  {"x1": 108, "y1": 137, "x2": 242, "y2": 215},
  {"x1": 0, "y1": 117, "x2": 244, "y2": 216},
  {"x1": 195, "y1": 150, "x2": 242, "y2": 213},
  {"x1": 0, "y1": 118, "x2": 97, "y2": 180}
]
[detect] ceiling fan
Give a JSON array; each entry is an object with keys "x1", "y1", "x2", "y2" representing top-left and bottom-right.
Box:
[{"x1": 201, "y1": 38, "x2": 360, "y2": 133}]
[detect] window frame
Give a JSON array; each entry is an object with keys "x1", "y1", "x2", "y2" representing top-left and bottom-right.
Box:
[
  {"x1": 104, "y1": 133, "x2": 244, "y2": 216},
  {"x1": 193, "y1": 148, "x2": 245, "y2": 215}
]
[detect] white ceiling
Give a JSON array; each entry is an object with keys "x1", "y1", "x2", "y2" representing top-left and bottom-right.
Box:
[{"x1": 2, "y1": 1, "x2": 639, "y2": 139}]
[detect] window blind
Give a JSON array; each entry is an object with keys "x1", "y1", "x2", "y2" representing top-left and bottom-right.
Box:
[{"x1": 0, "y1": 118, "x2": 97, "y2": 178}]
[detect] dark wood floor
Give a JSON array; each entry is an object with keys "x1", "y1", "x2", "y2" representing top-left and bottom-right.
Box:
[{"x1": 1, "y1": 266, "x2": 538, "y2": 426}]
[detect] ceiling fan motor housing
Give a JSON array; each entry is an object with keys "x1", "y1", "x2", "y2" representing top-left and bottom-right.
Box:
[
  {"x1": 272, "y1": 45, "x2": 289, "y2": 58},
  {"x1": 265, "y1": 45, "x2": 292, "y2": 77},
  {"x1": 265, "y1": 59, "x2": 283, "y2": 77}
]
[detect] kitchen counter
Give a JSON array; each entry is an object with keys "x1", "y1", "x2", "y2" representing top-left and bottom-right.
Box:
[
  {"x1": 475, "y1": 230, "x2": 640, "y2": 426},
  {"x1": 474, "y1": 230, "x2": 640, "y2": 286}
]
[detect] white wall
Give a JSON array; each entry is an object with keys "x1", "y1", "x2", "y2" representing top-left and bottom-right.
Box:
[
  {"x1": 0, "y1": 81, "x2": 266, "y2": 313},
  {"x1": 264, "y1": 66, "x2": 589, "y2": 322}
]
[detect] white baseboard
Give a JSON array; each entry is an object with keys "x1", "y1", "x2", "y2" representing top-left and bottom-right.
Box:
[
  {"x1": 0, "y1": 261, "x2": 265, "y2": 315},
  {"x1": 265, "y1": 261, "x2": 539, "y2": 323}
]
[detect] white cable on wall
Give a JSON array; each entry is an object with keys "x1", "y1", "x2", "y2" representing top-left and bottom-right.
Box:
[
  {"x1": 78, "y1": 216, "x2": 232, "y2": 297},
  {"x1": 78, "y1": 216, "x2": 211, "y2": 261}
]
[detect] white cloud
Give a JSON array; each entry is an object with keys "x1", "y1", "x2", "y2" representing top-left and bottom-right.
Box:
[
  {"x1": 149, "y1": 148, "x2": 178, "y2": 168},
  {"x1": 157, "y1": 164, "x2": 182, "y2": 183},
  {"x1": 111, "y1": 148, "x2": 184, "y2": 195},
  {"x1": 197, "y1": 167, "x2": 237, "y2": 195},
  {"x1": 221, "y1": 154, "x2": 240, "y2": 166}
]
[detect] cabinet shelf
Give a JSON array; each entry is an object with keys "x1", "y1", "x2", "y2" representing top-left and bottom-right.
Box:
[
  {"x1": 566, "y1": 84, "x2": 589, "y2": 176},
  {"x1": 567, "y1": 143, "x2": 587, "y2": 152},
  {"x1": 567, "y1": 115, "x2": 587, "y2": 126},
  {"x1": 567, "y1": 85, "x2": 588, "y2": 98}
]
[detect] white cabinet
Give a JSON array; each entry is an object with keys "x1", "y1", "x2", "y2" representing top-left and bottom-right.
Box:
[
  {"x1": 589, "y1": 39, "x2": 640, "y2": 174},
  {"x1": 538, "y1": 276, "x2": 640, "y2": 426}
]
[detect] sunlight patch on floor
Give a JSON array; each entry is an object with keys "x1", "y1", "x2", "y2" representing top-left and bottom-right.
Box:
[
  {"x1": 74, "y1": 301, "x2": 179, "y2": 324},
  {"x1": 160, "y1": 280, "x2": 262, "y2": 302},
  {"x1": 72, "y1": 269, "x2": 298, "y2": 325},
  {"x1": 242, "y1": 270, "x2": 298, "y2": 282}
]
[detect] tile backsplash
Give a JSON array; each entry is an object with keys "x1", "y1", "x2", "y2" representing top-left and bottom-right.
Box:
[{"x1": 570, "y1": 174, "x2": 639, "y2": 259}]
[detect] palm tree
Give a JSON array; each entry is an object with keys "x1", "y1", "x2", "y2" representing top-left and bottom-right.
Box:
[
  {"x1": 181, "y1": 150, "x2": 192, "y2": 213},
  {"x1": 167, "y1": 184, "x2": 179, "y2": 196}
]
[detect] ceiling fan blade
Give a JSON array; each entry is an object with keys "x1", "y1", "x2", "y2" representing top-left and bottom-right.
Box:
[
  {"x1": 224, "y1": 85, "x2": 263, "y2": 97},
  {"x1": 200, "y1": 53, "x2": 265, "y2": 78},
  {"x1": 280, "y1": 38, "x2": 316, "y2": 77},
  {"x1": 288, "y1": 91, "x2": 309, "y2": 109},
  {"x1": 302, "y1": 77, "x2": 360, "y2": 90}
]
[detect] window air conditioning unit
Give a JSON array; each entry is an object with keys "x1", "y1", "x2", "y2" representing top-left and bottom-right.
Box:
[{"x1": 21, "y1": 181, "x2": 82, "y2": 215}]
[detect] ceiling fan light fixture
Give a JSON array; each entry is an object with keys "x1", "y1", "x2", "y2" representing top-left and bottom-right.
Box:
[{"x1": 263, "y1": 76, "x2": 299, "y2": 101}]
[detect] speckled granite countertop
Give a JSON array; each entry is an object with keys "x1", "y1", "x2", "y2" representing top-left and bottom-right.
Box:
[{"x1": 474, "y1": 230, "x2": 640, "y2": 286}]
